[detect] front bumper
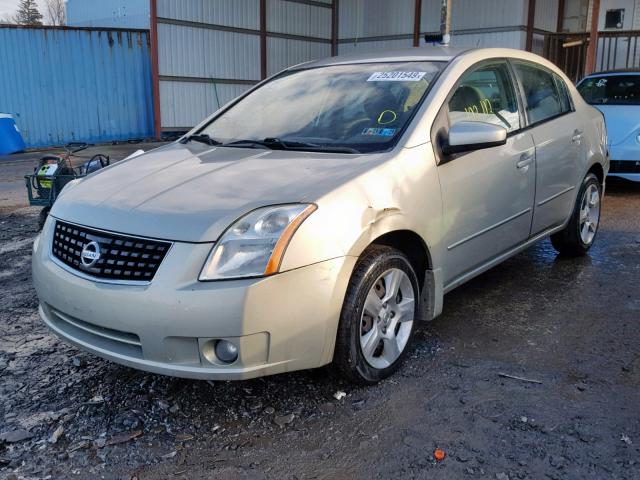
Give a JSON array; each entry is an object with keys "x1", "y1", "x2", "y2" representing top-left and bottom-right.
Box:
[
  {"x1": 608, "y1": 159, "x2": 640, "y2": 181},
  {"x1": 608, "y1": 144, "x2": 640, "y2": 181},
  {"x1": 33, "y1": 217, "x2": 356, "y2": 380}
]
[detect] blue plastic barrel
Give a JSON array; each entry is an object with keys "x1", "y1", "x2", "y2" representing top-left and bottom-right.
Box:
[{"x1": 0, "y1": 114, "x2": 26, "y2": 155}]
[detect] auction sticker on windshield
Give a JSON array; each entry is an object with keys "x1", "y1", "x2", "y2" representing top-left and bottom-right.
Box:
[{"x1": 368, "y1": 71, "x2": 427, "y2": 82}]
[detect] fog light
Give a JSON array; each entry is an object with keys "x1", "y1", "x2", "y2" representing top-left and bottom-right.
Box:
[{"x1": 215, "y1": 340, "x2": 238, "y2": 364}]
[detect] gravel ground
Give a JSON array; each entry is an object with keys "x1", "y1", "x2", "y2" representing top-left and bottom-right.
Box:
[{"x1": 0, "y1": 179, "x2": 639, "y2": 480}]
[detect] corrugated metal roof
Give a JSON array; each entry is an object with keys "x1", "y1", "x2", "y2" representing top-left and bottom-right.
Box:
[
  {"x1": 159, "y1": 80, "x2": 252, "y2": 129},
  {"x1": 157, "y1": 0, "x2": 260, "y2": 30},
  {"x1": 157, "y1": 23, "x2": 260, "y2": 80},
  {"x1": 534, "y1": 0, "x2": 560, "y2": 32},
  {"x1": 267, "y1": 0, "x2": 332, "y2": 39},
  {"x1": 267, "y1": 37, "x2": 331, "y2": 74},
  {"x1": 450, "y1": 30, "x2": 526, "y2": 49},
  {"x1": 450, "y1": 0, "x2": 527, "y2": 30},
  {"x1": 0, "y1": 26, "x2": 154, "y2": 148},
  {"x1": 339, "y1": 0, "x2": 415, "y2": 38},
  {"x1": 337, "y1": 38, "x2": 415, "y2": 56}
]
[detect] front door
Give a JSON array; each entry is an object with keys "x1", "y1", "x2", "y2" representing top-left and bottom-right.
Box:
[{"x1": 434, "y1": 61, "x2": 536, "y2": 285}]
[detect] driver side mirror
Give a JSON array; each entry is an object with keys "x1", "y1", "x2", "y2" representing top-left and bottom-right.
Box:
[{"x1": 443, "y1": 121, "x2": 507, "y2": 155}]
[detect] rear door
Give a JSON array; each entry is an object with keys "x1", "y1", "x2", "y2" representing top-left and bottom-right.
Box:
[
  {"x1": 511, "y1": 61, "x2": 582, "y2": 234},
  {"x1": 432, "y1": 60, "x2": 536, "y2": 284}
]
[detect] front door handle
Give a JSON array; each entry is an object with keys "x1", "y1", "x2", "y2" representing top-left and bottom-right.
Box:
[
  {"x1": 517, "y1": 153, "x2": 534, "y2": 170},
  {"x1": 572, "y1": 129, "x2": 583, "y2": 143}
]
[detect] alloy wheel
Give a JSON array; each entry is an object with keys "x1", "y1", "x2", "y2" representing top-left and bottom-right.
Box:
[
  {"x1": 359, "y1": 268, "x2": 415, "y2": 369},
  {"x1": 579, "y1": 183, "x2": 600, "y2": 245}
]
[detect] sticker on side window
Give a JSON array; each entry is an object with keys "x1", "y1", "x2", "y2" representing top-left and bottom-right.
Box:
[
  {"x1": 596, "y1": 79, "x2": 608, "y2": 87},
  {"x1": 367, "y1": 72, "x2": 426, "y2": 82}
]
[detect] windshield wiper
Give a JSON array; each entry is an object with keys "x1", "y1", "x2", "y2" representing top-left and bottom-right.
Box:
[
  {"x1": 180, "y1": 133, "x2": 222, "y2": 146},
  {"x1": 223, "y1": 138, "x2": 360, "y2": 154}
]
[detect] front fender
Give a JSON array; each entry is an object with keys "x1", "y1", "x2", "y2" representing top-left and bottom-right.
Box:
[{"x1": 280, "y1": 143, "x2": 444, "y2": 272}]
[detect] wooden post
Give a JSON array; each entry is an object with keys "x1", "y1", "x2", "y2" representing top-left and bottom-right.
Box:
[
  {"x1": 585, "y1": 0, "x2": 601, "y2": 75},
  {"x1": 413, "y1": 0, "x2": 422, "y2": 47},
  {"x1": 149, "y1": 0, "x2": 161, "y2": 140},
  {"x1": 525, "y1": 0, "x2": 536, "y2": 52}
]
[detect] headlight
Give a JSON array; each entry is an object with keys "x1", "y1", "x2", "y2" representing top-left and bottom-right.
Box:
[{"x1": 199, "y1": 204, "x2": 317, "y2": 281}]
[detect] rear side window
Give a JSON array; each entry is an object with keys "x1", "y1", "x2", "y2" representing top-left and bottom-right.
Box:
[
  {"x1": 513, "y1": 62, "x2": 566, "y2": 125},
  {"x1": 448, "y1": 62, "x2": 521, "y2": 133},
  {"x1": 553, "y1": 74, "x2": 573, "y2": 113}
]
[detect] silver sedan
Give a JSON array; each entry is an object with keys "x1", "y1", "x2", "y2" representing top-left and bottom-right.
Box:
[{"x1": 32, "y1": 47, "x2": 608, "y2": 384}]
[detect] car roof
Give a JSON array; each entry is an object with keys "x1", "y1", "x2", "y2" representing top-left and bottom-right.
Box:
[
  {"x1": 290, "y1": 46, "x2": 561, "y2": 73},
  {"x1": 291, "y1": 46, "x2": 472, "y2": 69},
  {"x1": 583, "y1": 69, "x2": 640, "y2": 77}
]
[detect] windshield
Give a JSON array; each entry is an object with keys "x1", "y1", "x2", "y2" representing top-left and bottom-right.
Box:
[
  {"x1": 198, "y1": 62, "x2": 445, "y2": 153},
  {"x1": 578, "y1": 75, "x2": 640, "y2": 105}
]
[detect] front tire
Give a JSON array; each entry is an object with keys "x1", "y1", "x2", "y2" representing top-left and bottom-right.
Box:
[
  {"x1": 551, "y1": 173, "x2": 602, "y2": 256},
  {"x1": 333, "y1": 245, "x2": 419, "y2": 384}
]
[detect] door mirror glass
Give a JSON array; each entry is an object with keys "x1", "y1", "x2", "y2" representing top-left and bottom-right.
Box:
[{"x1": 444, "y1": 121, "x2": 507, "y2": 155}]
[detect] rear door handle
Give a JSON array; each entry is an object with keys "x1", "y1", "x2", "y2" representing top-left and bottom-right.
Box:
[
  {"x1": 572, "y1": 129, "x2": 583, "y2": 143},
  {"x1": 517, "y1": 153, "x2": 534, "y2": 169}
]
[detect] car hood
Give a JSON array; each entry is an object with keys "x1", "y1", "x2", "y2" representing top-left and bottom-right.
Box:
[
  {"x1": 591, "y1": 105, "x2": 640, "y2": 146},
  {"x1": 51, "y1": 142, "x2": 377, "y2": 243}
]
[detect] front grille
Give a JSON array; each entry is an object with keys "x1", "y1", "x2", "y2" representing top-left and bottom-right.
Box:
[
  {"x1": 52, "y1": 220, "x2": 171, "y2": 282},
  {"x1": 610, "y1": 160, "x2": 640, "y2": 174}
]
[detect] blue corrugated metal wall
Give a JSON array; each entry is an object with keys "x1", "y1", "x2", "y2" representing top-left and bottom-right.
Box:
[{"x1": 0, "y1": 26, "x2": 154, "y2": 148}]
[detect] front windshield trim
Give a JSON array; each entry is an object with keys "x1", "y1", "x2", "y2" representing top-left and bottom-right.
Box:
[{"x1": 193, "y1": 60, "x2": 449, "y2": 155}]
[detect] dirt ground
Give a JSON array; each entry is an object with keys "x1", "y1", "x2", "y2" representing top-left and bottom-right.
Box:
[{"x1": 0, "y1": 175, "x2": 639, "y2": 480}]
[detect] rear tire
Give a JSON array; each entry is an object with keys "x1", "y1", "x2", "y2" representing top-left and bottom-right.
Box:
[
  {"x1": 550, "y1": 173, "x2": 601, "y2": 256},
  {"x1": 333, "y1": 245, "x2": 419, "y2": 384}
]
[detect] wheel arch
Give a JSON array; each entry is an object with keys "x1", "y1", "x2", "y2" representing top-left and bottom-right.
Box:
[
  {"x1": 587, "y1": 162, "x2": 605, "y2": 187},
  {"x1": 368, "y1": 230, "x2": 432, "y2": 288}
]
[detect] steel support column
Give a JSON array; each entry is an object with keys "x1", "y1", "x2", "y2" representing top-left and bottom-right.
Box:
[
  {"x1": 260, "y1": 0, "x2": 267, "y2": 79},
  {"x1": 149, "y1": 0, "x2": 161, "y2": 139},
  {"x1": 526, "y1": 0, "x2": 536, "y2": 51},
  {"x1": 557, "y1": 0, "x2": 565, "y2": 32},
  {"x1": 331, "y1": 0, "x2": 339, "y2": 55}
]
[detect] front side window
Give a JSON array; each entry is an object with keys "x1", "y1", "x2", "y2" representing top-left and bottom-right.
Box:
[
  {"x1": 578, "y1": 75, "x2": 640, "y2": 106},
  {"x1": 198, "y1": 61, "x2": 445, "y2": 153},
  {"x1": 447, "y1": 62, "x2": 521, "y2": 133},
  {"x1": 513, "y1": 62, "x2": 564, "y2": 124}
]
